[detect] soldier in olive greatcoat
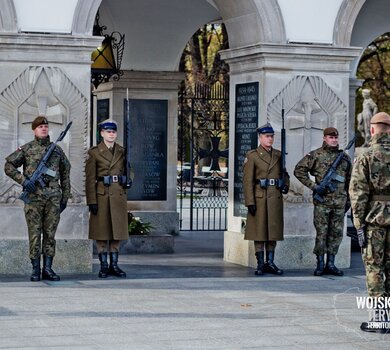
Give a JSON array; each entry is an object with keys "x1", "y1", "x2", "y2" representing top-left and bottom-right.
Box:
[
  {"x1": 294, "y1": 127, "x2": 351, "y2": 277},
  {"x1": 4, "y1": 116, "x2": 71, "y2": 282},
  {"x1": 243, "y1": 123, "x2": 289, "y2": 276},
  {"x1": 349, "y1": 112, "x2": 390, "y2": 333},
  {"x1": 85, "y1": 119, "x2": 129, "y2": 278}
]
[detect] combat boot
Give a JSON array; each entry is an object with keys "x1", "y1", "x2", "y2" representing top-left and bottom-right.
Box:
[
  {"x1": 109, "y1": 252, "x2": 126, "y2": 277},
  {"x1": 314, "y1": 255, "x2": 325, "y2": 276},
  {"x1": 98, "y1": 252, "x2": 109, "y2": 278},
  {"x1": 41, "y1": 256, "x2": 60, "y2": 281},
  {"x1": 30, "y1": 257, "x2": 41, "y2": 282},
  {"x1": 360, "y1": 309, "x2": 388, "y2": 334},
  {"x1": 254, "y1": 251, "x2": 264, "y2": 276},
  {"x1": 264, "y1": 251, "x2": 283, "y2": 275},
  {"x1": 324, "y1": 254, "x2": 343, "y2": 276}
]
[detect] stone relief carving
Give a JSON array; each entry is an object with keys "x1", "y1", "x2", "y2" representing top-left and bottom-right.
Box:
[
  {"x1": 267, "y1": 75, "x2": 347, "y2": 203},
  {"x1": 0, "y1": 66, "x2": 88, "y2": 203}
]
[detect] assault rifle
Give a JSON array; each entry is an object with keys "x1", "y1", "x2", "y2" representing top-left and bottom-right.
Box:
[
  {"x1": 19, "y1": 121, "x2": 72, "y2": 204},
  {"x1": 123, "y1": 90, "x2": 132, "y2": 189},
  {"x1": 313, "y1": 134, "x2": 357, "y2": 203},
  {"x1": 278, "y1": 106, "x2": 288, "y2": 192}
]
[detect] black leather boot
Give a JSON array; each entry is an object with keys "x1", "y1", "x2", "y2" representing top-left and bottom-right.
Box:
[
  {"x1": 30, "y1": 257, "x2": 41, "y2": 282},
  {"x1": 361, "y1": 309, "x2": 388, "y2": 334},
  {"x1": 109, "y1": 252, "x2": 126, "y2": 277},
  {"x1": 324, "y1": 254, "x2": 343, "y2": 276},
  {"x1": 254, "y1": 251, "x2": 264, "y2": 276},
  {"x1": 314, "y1": 255, "x2": 325, "y2": 276},
  {"x1": 264, "y1": 251, "x2": 283, "y2": 275},
  {"x1": 98, "y1": 252, "x2": 109, "y2": 278},
  {"x1": 42, "y1": 256, "x2": 60, "y2": 281}
]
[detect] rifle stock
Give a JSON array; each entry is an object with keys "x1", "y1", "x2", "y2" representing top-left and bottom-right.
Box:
[{"x1": 19, "y1": 121, "x2": 72, "y2": 204}]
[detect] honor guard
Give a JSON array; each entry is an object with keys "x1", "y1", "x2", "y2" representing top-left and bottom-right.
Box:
[
  {"x1": 85, "y1": 119, "x2": 129, "y2": 278},
  {"x1": 243, "y1": 123, "x2": 289, "y2": 276}
]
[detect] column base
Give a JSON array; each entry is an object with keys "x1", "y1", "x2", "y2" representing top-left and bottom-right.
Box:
[{"x1": 224, "y1": 230, "x2": 351, "y2": 269}]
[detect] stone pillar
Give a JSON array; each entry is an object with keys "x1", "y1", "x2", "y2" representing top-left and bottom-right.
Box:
[
  {"x1": 0, "y1": 33, "x2": 102, "y2": 274},
  {"x1": 93, "y1": 71, "x2": 184, "y2": 235},
  {"x1": 220, "y1": 43, "x2": 361, "y2": 269}
]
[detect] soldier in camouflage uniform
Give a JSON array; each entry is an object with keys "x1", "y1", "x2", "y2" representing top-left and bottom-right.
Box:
[
  {"x1": 349, "y1": 112, "x2": 390, "y2": 333},
  {"x1": 4, "y1": 116, "x2": 71, "y2": 282},
  {"x1": 294, "y1": 127, "x2": 351, "y2": 277}
]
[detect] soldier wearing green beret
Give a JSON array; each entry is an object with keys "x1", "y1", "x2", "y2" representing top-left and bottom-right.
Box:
[
  {"x1": 4, "y1": 116, "x2": 71, "y2": 281},
  {"x1": 349, "y1": 112, "x2": 390, "y2": 333},
  {"x1": 294, "y1": 127, "x2": 351, "y2": 277},
  {"x1": 243, "y1": 123, "x2": 289, "y2": 276}
]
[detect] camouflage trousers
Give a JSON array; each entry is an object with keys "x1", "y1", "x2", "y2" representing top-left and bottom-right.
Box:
[
  {"x1": 313, "y1": 205, "x2": 344, "y2": 256},
  {"x1": 24, "y1": 192, "x2": 61, "y2": 259},
  {"x1": 362, "y1": 224, "x2": 390, "y2": 298}
]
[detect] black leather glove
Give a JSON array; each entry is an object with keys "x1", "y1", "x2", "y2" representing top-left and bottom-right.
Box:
[
  {"x1": 247, "y1": 205, "x2": 257, "y2": 216},
  {"x1": 60, "y1": 198, "x2": 68, "y2": 213},
  {"x1": 89, "y1": 204, "x2": 98, "y2": 215},
  {"x1": 23, "y1": 179, "x2": 36, "y2": 193},
  {"x1": 313, "y1": 184, "x2": 326, "y2": 196},
  {"x1": 357, "y1": 225, "x2": 367, "y2": 248},
  {"x1": 281, "y1": 185, "x2": 289, "y2": 194}
]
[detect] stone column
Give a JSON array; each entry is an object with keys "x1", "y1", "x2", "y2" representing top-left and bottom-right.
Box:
[
  {"x1": 220, "y1": 43, "x2": 361, "y2": 269},
  {"x1": 93, "y1": 71, "x2": 184, "y2": 235},
  {"x1": 0, "y1": 33, "x2": 102, "y2": 274}
]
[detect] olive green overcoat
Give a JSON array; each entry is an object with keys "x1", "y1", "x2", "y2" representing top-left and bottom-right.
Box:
[
  {"x1": 85, "y1": 142, "x2": 128, "y2": 240},
  {"x1": 243, "y1": 146, "x2": 288, "y2": 241}
]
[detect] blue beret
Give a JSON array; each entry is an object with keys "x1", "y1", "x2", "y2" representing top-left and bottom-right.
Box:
[
  {"x1": 99, "y1": 119, "x2": 117, "y2": 131},
  {"x1": 257, "y1": 123, "x2": 274, "y2": 134}
]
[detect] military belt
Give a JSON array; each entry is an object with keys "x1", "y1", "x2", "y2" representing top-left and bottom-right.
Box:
[
  {"x1": 97, "y1": 175, "x2": 125, "y2": 186},
  {"x1": 256, "y1": 178, "x2": 280, "y2": 188},
  {"x1": 371, "y1": 195, "x2": 390, "y2": 201}
]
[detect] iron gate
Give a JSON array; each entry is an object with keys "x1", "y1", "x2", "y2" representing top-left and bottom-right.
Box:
[{"x1": 178, "y1": 81, "x2": 229, "y2": 230}]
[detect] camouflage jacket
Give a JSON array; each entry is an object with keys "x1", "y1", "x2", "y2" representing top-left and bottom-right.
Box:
[
  {"x1": 294, "y1": 142, "x2": 351, "y2": 207},
  {"x1": 349, "y1": 133, "x2": 390, "y2": 228},
  {"x1": 4, "y1": 136, "x2": 71, "y2": 199}
]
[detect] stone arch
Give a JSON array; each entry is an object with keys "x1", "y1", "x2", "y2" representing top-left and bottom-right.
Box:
[
  {"x1": 71, "y1": 0, "x2": 102, "y2": 35},
  {"x1": 214, "y1": 0, "x2": 285, "y2": 47},
  {"x1": 0, "y1": 0, "x2": 17, "y2": 32},
  {"x1": 333, "y1": 0, "x2": 366, "y2": 47}
]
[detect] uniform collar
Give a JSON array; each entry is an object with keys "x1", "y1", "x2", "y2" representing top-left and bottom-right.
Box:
[
  {"x1": 371, "y1": 133, "x2": 390, "y2": 145},
  {"x1": 322, "y1": 142, "x2": 339, "y2": 152},
  {"x1": 35, "y1": 136, "x2": 50, "y2": 146}
]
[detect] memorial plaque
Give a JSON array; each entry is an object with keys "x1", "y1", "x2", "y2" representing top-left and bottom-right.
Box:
[
  {"x1": 233, "y1": 82, "x2": 259, "y2": 217},
  {"x1": 125, "y1": 99, "x2": 168, "y2": 201},
  {"x1": 96, "y1": 99, "x2": 109, "y2": 144}
]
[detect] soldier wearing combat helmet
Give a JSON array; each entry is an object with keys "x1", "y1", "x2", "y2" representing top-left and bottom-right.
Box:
[
  {"x1": 4, "y1": 116, "x2": 71, "y2": 281},
  {"x1": 243, "y1": 123, "x2": 289, "y2": 276},
  {"x1": 349, "y1": 111, "x2": 390, "y2": 333},
  {"x1": 294, "y1": 127, "x2": 351, "y2": 277}
]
